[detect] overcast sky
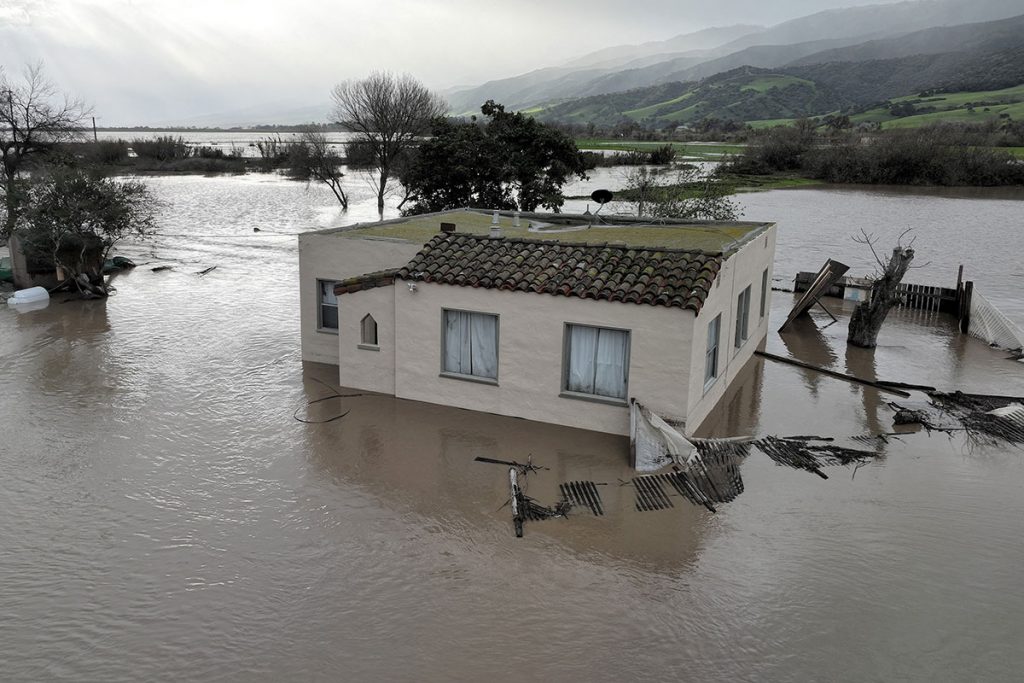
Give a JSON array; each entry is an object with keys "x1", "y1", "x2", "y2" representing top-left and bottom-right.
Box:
[{"x1": 0, "y1": 0, "x2": 910, "y2": 125}]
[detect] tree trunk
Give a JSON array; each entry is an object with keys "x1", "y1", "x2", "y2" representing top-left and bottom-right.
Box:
[
  {"x1": 74, "y1": 272, "x2": 109, "y2": 298},
  {"x1": 376, "y1": 167, "x2": 388, "y2": 217},
  {"x1": 847, "y1": 246, "x2": 915, "y2": 348}
]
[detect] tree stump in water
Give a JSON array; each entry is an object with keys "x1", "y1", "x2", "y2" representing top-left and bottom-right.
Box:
[
  {"x1": 848, "y1": 246, "x2": 914, "y2": 348},
  {"x1": 74, "y1": 273, "x2": 110, "y2": 299}
]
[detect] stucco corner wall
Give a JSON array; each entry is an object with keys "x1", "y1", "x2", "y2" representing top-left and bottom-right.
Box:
[
  {"x1": 686, "y1": 225, "x2": 777, "y2": 432},
  {"x1": 392, "y1": 282, "x2": 694, "y2": 436},
  {"x1": 336, "y1": 286, "x2": 397, "y2": 395},
  {"x1": 298, "y1": 232, "x2": 422, "y2": 365}
]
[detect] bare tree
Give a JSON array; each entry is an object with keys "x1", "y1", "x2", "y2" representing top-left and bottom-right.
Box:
[
  {"x1": 331, "y1": 72, "x2": 446, "y2": 217},
  {"x1": 1, "y1": 63, "x2": 90, "y2": 239},
  {"x1": 288, "y1": 128, "x2": 349, "y2": 209},
  {"x1": 847, "y1": 229, "x2": 916, "y2": 348}
]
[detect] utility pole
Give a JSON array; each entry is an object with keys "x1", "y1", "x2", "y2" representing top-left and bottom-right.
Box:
[{"x1": 92, "y1": 116, "x2": 98, "y2": 142}]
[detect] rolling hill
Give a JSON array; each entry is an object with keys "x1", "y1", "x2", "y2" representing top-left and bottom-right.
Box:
[
  {"x1": 445, "y1": 0, "x2": 1024, "y2": 116},
  {"x1": 533, "y1": 15, "x2": 1024, "y2": 127}
]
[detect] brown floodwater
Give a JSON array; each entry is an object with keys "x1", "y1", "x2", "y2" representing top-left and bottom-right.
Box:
[{"x1": 2, "y1": 175, "x2": 1023, "y2": 681}]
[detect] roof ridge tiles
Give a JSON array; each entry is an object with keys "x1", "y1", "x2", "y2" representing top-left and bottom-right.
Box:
[
  {"x1": 394, "y1": 232, "x2": 724, "y2": 312},
  {"x1": 442, "y1": 231, "x2": 717, "y2": 256}
]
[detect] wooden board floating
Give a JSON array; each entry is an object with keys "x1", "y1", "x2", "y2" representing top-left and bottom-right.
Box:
[{"x1": 559, "y1": 481, "x2": 604, "y2": 516}]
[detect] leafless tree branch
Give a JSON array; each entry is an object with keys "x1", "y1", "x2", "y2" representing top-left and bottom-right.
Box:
[{"x1": 331, "y1": 72, "x2": 445, "y2": 217}]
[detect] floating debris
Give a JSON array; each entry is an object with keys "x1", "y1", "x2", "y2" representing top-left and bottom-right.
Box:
[
  {"x1": 559, "y1": 481, "x2": 604, "y2": 516},
  {"x1": 690, "y1": 440, "x2": 749, "y2": 502},
  {"x1": 893, "y1": 408, "x2": 929, "y2": 425},
  {"x1": 753, "y1": 436, "x2": 828, "y2": 479},
  {"x1": 851, "y1": 434, "x2": 894, "y2": 446},
  {"x1": 474, "y1": 456, "x2": 548, "y2": 473},
  {"x1": 476, "y1": 456, "x2": 556, "y2": 536},
  {"x1": 629, "y1": 400, "x2": 696, "y2": 472},
  {"x1": 632, "y1": 475, "x2": 674, "y2": 512},
  {"x1": 929, "y1": 392, "x2": 1024, "y2": 445},
  {"x1": 522, "y1": 496, "x2": 571, "y2": 521}
]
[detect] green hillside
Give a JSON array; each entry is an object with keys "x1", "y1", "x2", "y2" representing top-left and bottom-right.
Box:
[
  {"x1": 533, "y1": 32, "x2": 1024, "y2": 128},
  {"x1": 539, "y1": 67, "x2": 848, "y2": 127},
  {"x1": 849, "y1": 84, "x2": 1024, "y2": 127}
]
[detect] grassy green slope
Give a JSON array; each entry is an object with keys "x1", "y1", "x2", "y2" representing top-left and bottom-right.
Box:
[
  {"x1": 740, "y1": 75, "x2": 815, "y2": 93},
  {"x1": 543, "y1": 68, "x2": 838, "y2": 126}
]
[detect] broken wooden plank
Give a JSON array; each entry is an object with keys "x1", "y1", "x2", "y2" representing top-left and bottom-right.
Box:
[
  {"x1": 779, "y1": 259, "x2": 850, "y2": 333},
  {"x1": 756, "y1": 350, "x2": 912, "y2": 398}
]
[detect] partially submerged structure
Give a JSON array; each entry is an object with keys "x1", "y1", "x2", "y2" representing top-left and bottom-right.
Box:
[{"x1": 299, "y1": 209, "x2": 776, "y2": 436}]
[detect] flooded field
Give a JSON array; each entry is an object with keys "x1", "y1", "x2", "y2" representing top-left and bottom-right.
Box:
[{"x1": 2, "y1": 173, "x2": 1023, "y2": 681}]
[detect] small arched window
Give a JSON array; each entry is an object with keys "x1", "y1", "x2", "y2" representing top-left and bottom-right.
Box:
[{"x1": 360, "y1": 314, "x2": 378, "y2": 346}]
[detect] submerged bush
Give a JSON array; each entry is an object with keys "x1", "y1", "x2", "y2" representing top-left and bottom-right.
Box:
[
  {"x1": 81, "y1": 140, "x2": 129, "y2": 165},
  {"x1": 726, "y1": 122, "x2": 1024, "y2": 186},
  {"x1": 132, "y1": 135, "x2": 191, "y2": 161}
]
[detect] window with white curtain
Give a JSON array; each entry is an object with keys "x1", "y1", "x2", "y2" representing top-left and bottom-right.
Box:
[
  {"x1": 442, "y1": 309, "x2": 499, "y2": 381},
  {"x1": 317, "y1": 279, "x2": 339, "y2": 331},
  {"x1": 735, "y1": 285, "x2": 751, "y2": 349},
  {"x1": 563, "y1": 324, "x2": 630, "y2": 401},
  {"x1": 705, "y1": 314, "x2": 721, "y2": 387}
]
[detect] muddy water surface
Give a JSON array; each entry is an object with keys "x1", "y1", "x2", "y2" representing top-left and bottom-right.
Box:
[{"x1": 2, "y1": 174, "x2": 1023, "y2": 681}]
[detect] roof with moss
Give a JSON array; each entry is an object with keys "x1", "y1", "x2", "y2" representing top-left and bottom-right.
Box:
[
  {"x1": 389, "y1": 232, "x2": 722, "y2": 312},
  {"x1": 315, "y1": 208, "x2": 772, "y2": 255}
]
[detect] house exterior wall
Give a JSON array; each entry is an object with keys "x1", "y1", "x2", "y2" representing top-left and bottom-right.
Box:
[
  {"x1": 381, "y1": 282, "x2": 695, "y2": 436},
  {"x1": 298, "y1": 232, "x2": 421, "y2": 365},
  {"x1": 336, "y1": 286, "x2": 397, "y2": 395},
  {"x1": 686, "y1": 225, "x2": 777, "y2": 431}
]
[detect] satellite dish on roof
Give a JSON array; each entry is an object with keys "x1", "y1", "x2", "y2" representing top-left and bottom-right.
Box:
[{"x1": 589, "y1": 189, "x2": 613, "y2": 219}]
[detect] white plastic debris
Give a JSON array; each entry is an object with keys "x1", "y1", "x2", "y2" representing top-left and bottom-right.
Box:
[{"x1": 7, "y1": 286, "x2": 49, "y2": 306}]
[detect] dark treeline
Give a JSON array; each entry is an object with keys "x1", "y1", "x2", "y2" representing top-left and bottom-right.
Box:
[
  {"x1": 68, "y1": 134, "x2": 353, "y2": 175},
  {"x1": 93, "y1": 123, "x2": 345, "y2": 133},
  {"x1": 726, "y1": 121, "x2": 1024, "y2": 186}
]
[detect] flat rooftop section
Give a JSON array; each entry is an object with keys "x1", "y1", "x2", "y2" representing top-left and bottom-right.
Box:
[{"x1": 314, "y1": 208, "x2": 772, "y2": 255}]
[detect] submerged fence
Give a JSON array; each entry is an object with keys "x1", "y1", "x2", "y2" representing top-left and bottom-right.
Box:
[
  {"x1": 793, "y1": 266, "x2": 1023, "y2": 353},
  {"x1": 793, "y1": 272, "x2": 959, "y2": 314}
]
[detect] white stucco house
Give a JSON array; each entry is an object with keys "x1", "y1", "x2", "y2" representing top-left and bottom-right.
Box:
[{"x1": 299, "y1": 208, "x2": 776, "y2": 437}]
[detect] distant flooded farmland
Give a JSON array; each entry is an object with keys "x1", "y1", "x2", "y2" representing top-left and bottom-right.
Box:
[{"x1": 2, "y1": 170, "x2": 1023, "y2": 681}]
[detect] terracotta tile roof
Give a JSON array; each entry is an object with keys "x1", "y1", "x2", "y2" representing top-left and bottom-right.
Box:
[
  {"x1": 333, "y1": 269, "x2": 398, "y2": 296},
  {"x1": 395, "y1": 233, "x2": 722, "y2": 312}
]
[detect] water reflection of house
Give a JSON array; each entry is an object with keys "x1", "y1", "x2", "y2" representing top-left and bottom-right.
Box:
[{"x1": 298, "y1": 209, "x2": 776, "y2": 436}]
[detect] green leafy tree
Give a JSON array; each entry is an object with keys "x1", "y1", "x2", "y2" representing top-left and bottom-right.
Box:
[
  {"x1": 401, "y1": 100, "x2": 589, "y2": 215},
  {"x1": 17, "y1": 169, "x2": 156, "y2": 297}
]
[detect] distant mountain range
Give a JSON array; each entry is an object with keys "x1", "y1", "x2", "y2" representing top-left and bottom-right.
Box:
[
  {"x1": 444, "y1": 0, "x2": 1024, "y2": 126},
  {"x1": 534, "y1": 14, "x2": 1024, "y2": 126}
]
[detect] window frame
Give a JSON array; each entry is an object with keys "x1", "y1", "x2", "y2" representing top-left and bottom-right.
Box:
[
  {"x1": 439, "y1": 308, "x2": 500, "y2": 385},
  {"x1": 704, "y1": 313, "x2": 721, "y2": 391},
  {"x1": 734, "y1": 284, "x2": 752, "y2": 350},
  {"x1": 560, "y1": 322, "x2": 631, "y2": 405},
  {"x1": 359, "y1": 313, "x2": 379, "y2": 351},
  {"x1": 317, "y1": 279, "x2": 340, "y2": 333}
]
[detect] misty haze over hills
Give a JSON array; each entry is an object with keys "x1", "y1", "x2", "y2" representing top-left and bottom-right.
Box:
[
  {"x1": 20, "y1": 0, "x2": 1021, "y2": 128},
  {"x1": 445, "y1": 0, "x2": 1024, "y2": 124}
]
